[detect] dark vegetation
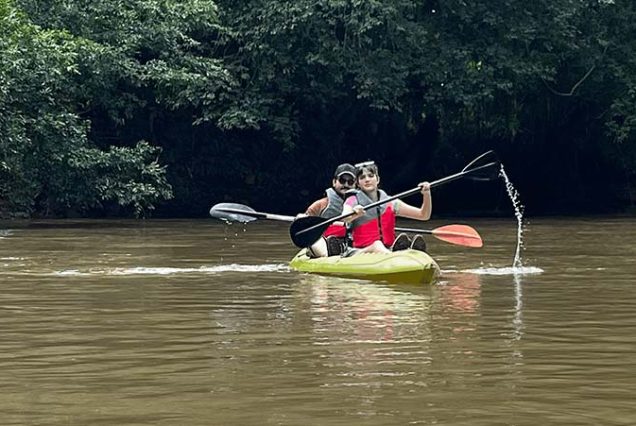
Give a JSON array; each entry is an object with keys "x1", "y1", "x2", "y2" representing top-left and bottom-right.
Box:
[{"x1": 2, "y1": 0, "x2": 634, "y2": 218}]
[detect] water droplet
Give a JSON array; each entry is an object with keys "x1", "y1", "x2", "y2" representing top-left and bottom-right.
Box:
[{"x1": 499, "y1": 165, "x2": 525, "y2": 269}]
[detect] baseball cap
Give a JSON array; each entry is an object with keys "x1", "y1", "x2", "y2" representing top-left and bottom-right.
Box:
[{"x1": 333, "y1": 163, "x2": 356, "y2": 178}]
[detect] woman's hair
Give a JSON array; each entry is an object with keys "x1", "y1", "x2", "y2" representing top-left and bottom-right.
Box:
[{"x1": 355, "y1": 161, "x2": 378, "y2": 178}]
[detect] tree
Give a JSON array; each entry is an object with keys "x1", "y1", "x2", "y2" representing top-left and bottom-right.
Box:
[{"x1": 1, "y1": 0, "x2": 172, "y2": 217}]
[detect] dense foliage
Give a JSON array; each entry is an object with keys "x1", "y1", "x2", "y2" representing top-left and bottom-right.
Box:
[
  {"x1": 1, "y1": 0, "x2": 635, "y2": 217},
  {"x1": 0, "y1": 0, "x2": 174, "y2": 216}
]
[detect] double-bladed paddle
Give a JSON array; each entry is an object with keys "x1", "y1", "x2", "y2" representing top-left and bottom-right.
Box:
[
  {"x1": 289, "y1": 150, "x2": 499, "y2": 248},
  {"x1": 209, "y1": 203, "x2": 483, "y2": 248}
]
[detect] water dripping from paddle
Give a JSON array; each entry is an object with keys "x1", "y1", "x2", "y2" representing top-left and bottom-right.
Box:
[
  {"x1": 499, "y1": 164, "x2": 525, "y2": 270},
  {"x1": 221, "y1": 220, "x2": 249, "y2": 249},
  {"x1": 462, "y1": 164, "x2": 542, "y2": 276},
  {"x1": 219, "y1": 218, "x2": 250, "y2": 264}
]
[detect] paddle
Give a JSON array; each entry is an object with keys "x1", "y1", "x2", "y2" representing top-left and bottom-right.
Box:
[
  {"x1": 209, "y1": 203, "x2": 295, "y2": 223},
  {"x1": 209, "y1": 203, "x2": 483, "y2": 248},
  {"x1": 290, "y1": 150, "x2": 499, "y2": 248},
  {"x1": 395, "y1": 224, "x2": 483, "y2": 248}
]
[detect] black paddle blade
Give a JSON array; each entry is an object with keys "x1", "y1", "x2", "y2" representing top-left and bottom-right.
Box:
[
  {"x1": 462, "y1": 150, "x2": 500, "y2": 181},
  {"x1": 290, "y1": 216, "x2": 327, "y2": 248},
  {"x1": 209, "y1": 203, "x2": 258, "y2": 223}
]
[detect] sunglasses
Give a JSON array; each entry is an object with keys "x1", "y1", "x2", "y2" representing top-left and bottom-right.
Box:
[
  {"x1": 355, "y1": 160, "x2": 378, "y2": 177},
  {"x1": 338, "y1": 176, "x2": 355, "y2": 186},
  {"x1": 355, "y1": 160, "x2": 376, "y2": 169}
]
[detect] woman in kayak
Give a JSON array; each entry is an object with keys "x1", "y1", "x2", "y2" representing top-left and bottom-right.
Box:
[{"x1": 342, "y1": 161, "x2": 432, "y2": 254}]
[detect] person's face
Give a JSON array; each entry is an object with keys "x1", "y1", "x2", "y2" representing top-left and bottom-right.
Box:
[
  {"x1": 333, "y1": 173, "x2": 355, "y2": 195},
  {"x1": 357, "y1": 168, "x2": 379, "y2": 192}
]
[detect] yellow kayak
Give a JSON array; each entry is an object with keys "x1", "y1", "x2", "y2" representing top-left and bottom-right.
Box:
[{"x1": 289, "y1": 249, "x2": 439, "y2": 285}]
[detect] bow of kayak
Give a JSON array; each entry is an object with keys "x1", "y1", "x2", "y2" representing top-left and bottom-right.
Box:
[{"x1": 289, "y1": 249, "x2": 440, "y2": 285}]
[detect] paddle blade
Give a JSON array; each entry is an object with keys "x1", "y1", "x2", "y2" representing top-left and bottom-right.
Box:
[
  {"x1": 462, "y1": 150, "x2": 500, "y2": 181},
  {"x1": 209, "y1": 203, "x2": 258, "y2": 223},
  {"x1": 432, "y1": 225, "x2": 483, "y2": 248},
  {"x1": 290, "y1": 216, "x2": 328, "y2": 248}
]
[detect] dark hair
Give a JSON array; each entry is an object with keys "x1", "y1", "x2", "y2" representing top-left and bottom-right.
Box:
[{"x1": 356, "y1": 162, "x2": 378, "y2": 178}]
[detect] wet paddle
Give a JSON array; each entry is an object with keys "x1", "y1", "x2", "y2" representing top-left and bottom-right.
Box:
[
  {"x1": 209, "y1": 203, "x2": 483, "y2": 248},
  {"x1": 290, "y1": 150, "x2": 499, "y2": 248},
  {"x1": 209, "y1": 203, "x2": 295, "y2": 223}
]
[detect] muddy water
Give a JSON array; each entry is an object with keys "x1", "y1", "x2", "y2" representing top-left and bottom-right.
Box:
[{"x1": 0, "y1": 217, "x2": 634, "y2": 425}]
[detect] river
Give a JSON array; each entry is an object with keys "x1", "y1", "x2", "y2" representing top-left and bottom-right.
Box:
[{"x1": 1, "y1": 217, "x2": 634, "y2": 425}]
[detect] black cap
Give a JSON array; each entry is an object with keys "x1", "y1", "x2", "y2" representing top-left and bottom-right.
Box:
[{"x1": 333, "y1": 163, "x2": 356, "y2": 178}]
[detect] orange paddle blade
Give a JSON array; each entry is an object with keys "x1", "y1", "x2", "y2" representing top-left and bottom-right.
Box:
[{"x1": 432, "y1": 225, "x2": 483, "y2": 248}]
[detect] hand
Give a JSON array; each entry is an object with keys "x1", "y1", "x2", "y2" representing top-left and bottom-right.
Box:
[
  {"x1": 351, "y1": 205, "x2": 365, "y2": 220},
  {"x1": 419, "y1": 182, "x2": 431, "y2": 195}
]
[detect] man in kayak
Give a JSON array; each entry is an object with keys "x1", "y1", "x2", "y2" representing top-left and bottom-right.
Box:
[
  {"x1": 301, "y1": 163, "x2": 357, "y2": 257},
  {"x1": 342, "y1": 161, "x2": 431, "y2": 254}
]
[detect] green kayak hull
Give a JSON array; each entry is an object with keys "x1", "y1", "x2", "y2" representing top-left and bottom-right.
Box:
[{"x1": 289, "y1": 249, "x2": 440, "y2": 285}]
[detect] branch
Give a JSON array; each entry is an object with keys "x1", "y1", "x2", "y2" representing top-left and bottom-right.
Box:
[{"x1": 542, "y1": 45, "x2": 609, "y2": 97}]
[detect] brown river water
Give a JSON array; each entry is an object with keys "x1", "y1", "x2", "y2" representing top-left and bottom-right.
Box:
[{"x1": 0, "y1": 217, "x2": 635, "y2": 425}]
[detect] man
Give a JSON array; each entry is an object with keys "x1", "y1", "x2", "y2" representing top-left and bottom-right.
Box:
[{"x1": 302, "y1": 163, "x2": 356, "y2": 257}]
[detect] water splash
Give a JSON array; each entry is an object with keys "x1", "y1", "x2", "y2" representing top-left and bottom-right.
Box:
[
  {"x1": 52, "y1": 263, "x2": 291, "y2": 276},
  {"x1": 499, "y1": 164, "x2": 525, "y2": 269},
  {"x1": 455, "y1": 164, "x2": 544, "y2": 276},
  {"x1": 460, "y1": 266, "x2": 543, "y2": 275}
]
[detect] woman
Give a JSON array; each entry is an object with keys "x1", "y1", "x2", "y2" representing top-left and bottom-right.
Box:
[{"x1": 343, "y1": 161, "x2": 431, "y2": 254}]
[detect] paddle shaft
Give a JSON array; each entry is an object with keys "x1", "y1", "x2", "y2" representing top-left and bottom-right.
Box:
[
  {"x1": 295, "y1": 160, "x2": 498, "y2": 237},
  {"x1": 215, "y1": 207, "x2": 474, "y2": 239},
  {"x1": 215, "y1": 205, "x2": 480, "y2": 237},
  {"x1": 212, "y1": 203, "x2": 483, "y2": 247}
]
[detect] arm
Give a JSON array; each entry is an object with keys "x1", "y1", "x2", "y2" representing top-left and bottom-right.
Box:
[
  {"x1": 304, "y1": 198, "x2": 328, "y2": 216},
  {"x1": 396, "y1": 182, "x2": 432, "y2": 220},
  {"x1": 342, "y1": 196, "x2": 364, "y2": 223}
]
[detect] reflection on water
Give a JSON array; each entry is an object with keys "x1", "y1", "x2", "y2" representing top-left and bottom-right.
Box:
[
  {"x1": 512, "y1": 273, "x2": 524, "y2": 342},
  {"x1": 1, "y1": 218, "x2": 636, "y2": 425},
  {"x1": 302, "y1": 276, "x2": 433, "y2": 344},
  {"x1": 437, "y1": 272, "x2": 482, "y2": 314}
]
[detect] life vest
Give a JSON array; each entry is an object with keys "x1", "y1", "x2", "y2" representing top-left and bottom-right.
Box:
[
  {"x1": 320, "y1": 188, "x2": 346, "y2": 237},
  {"x1": 347, "y1": 190, "x2": 396, "y2": 248}
]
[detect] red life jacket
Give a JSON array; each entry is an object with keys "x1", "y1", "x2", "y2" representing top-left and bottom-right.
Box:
[
  {"x1": 346, "y1": 190, "x2": 396, "y2": 248},
  {"x1": 323, "y1": 224, "x2": 346, "y2": 237}
]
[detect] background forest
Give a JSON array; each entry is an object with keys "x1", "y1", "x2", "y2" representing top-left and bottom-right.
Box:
[{"x1": 1, "y1": 0, "x2": 635, "y2": 218}]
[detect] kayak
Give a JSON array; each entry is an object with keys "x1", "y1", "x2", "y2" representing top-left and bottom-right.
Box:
[{"x1": 289, "y1": 249, "x2": 440, "y2": 285}]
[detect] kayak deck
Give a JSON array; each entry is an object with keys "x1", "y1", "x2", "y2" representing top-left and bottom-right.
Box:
[{"x1": 289, "y1": 249, "x2": 439, "y2": 285}]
